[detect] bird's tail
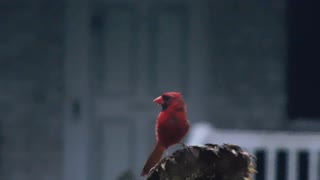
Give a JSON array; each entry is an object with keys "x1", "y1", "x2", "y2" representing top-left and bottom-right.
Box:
[{"x1": 141, "y1": 142, "x2": 166, "y2": 176}]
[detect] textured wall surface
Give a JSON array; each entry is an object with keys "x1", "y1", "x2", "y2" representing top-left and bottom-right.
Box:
[{"x1": 0, "y1": 0, "x2": 64, "y2": 179}]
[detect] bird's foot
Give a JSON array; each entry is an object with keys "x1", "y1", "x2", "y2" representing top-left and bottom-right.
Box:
[
  {"x1": 165, "y1": 150, "x2": 170, "y2": 157},
  {"x1": 178, "y1": 143, "x2": 192, "y2": 152},
  {"x1": 178, "y1": 143, "x2": 188, "y2": 149},
  {"x1": 179, "y1": 143, "x2": 194, "y2": 154}
]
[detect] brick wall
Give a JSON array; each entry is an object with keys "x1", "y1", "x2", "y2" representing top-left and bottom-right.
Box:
[{"x1": 0, "y1": 0, "x2": 64, "y2": 179}]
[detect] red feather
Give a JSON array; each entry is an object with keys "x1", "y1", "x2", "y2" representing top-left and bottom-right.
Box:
[{"x1": 141, "y1": 92, "x2": 190, "y2": 176}]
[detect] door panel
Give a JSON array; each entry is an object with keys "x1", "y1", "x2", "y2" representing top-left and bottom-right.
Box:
[
  {"x1": 100, "y1": 6, "x2": 137, "y2": 96},
  {"x1": 92, "y1": 2, "x2": 191, "y2": 179},
  {"x1": 150, "y1": 6, "x2": 188, "y2": 93},
  {"x1": 102, "y1": 119, "x2": 134, "y2": 180}
]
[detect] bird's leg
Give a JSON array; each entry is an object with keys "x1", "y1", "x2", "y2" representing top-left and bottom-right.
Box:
[
  {"x1": 178, "y1": 143, "x2": 191, "y2": 151},
  {"x1": 165, "y1": 150, "x2": 170, "y2": 157},
  {"x1": 178, "y1": 143, "x2": 196, "y2": 156},
  {"x1": 178, "y1": 143, "x2": 188, "y2": 148}
]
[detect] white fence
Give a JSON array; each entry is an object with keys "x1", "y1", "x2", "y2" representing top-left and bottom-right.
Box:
[{"x1": 186, "y1": 123, "x2": 320, "y2": 180}]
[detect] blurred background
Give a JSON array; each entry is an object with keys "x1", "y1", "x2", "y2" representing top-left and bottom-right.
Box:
[{"x1": 1, "y1": 0, "x2": 320, "y2": 179}]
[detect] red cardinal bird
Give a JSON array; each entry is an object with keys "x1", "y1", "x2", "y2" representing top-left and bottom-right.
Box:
[{"x1": 141, "y1": 92, "x2": 190, "y2": 176}]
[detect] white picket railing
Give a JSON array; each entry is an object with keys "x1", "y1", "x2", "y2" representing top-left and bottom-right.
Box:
[{"x1": 186, "y1": 122, "x2": 320, "y2": 180}]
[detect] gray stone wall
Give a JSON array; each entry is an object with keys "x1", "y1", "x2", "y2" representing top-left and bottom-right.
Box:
[{"x1": 0, "y1": 0, "x2": 64, "y2": 179}]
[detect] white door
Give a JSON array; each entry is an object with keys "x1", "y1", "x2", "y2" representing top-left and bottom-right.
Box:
[{"x1": 64, "y1": 0, "x2": 210, "y2": 180}]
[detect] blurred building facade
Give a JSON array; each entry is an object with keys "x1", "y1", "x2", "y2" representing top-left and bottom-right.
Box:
[
  {"x1": 0, "y1": 0, "x2": 319, "y2": 180},
  {"x1": 0, "y1": 0, "x2": 64, "y2": 180}
]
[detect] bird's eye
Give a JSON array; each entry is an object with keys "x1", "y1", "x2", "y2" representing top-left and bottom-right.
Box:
[{"x1": 162, "y1": 95, "x2": 170, "y2": 101}]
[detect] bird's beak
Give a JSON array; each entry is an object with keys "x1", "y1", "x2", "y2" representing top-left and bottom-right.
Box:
[{"x1": 153, "y1": 96, "x2": 164, "y2": 105}]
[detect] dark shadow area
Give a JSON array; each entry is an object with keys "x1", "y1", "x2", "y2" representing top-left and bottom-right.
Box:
[
  {"x1": 287, "y1": 0, "x2": 320, "y2": 120},
  {"x1": 298, "y1": 151, "x2": 309, "y2": 180},
  {"x1": 276, "y1": 149, "x2": 288, "y2": 180},
  {"x1": 255, "y1": 149, "x2": 265, "y2": 180}
]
